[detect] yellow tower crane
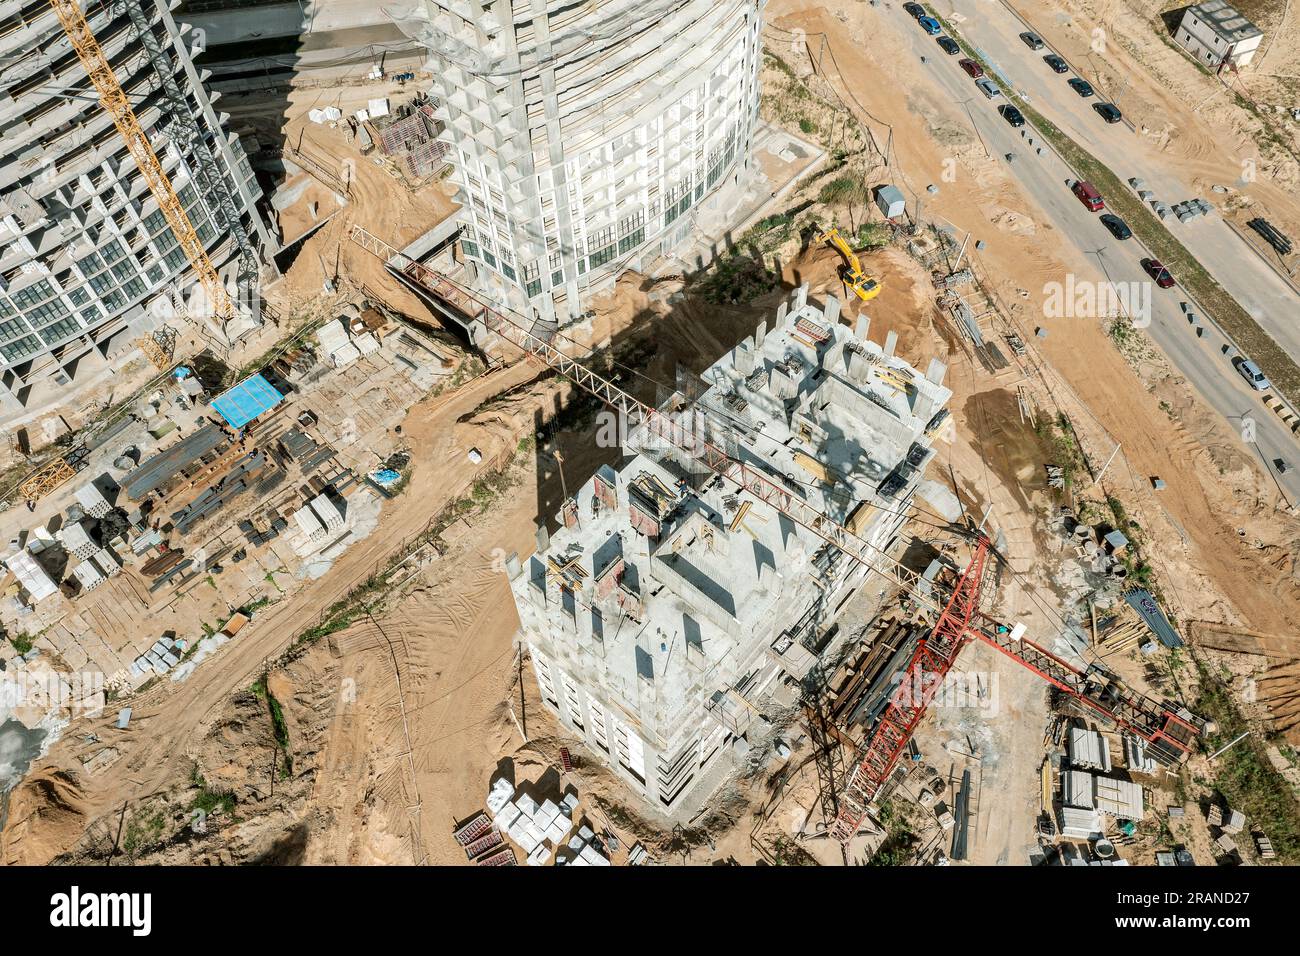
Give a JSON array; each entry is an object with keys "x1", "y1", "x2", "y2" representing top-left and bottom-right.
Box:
[
  {"x1": 817, "y1": 227, "x2": 883, "y2": 302},
  {"x1": 47, "y1": 0, "x2": 234, "y2": 325}
]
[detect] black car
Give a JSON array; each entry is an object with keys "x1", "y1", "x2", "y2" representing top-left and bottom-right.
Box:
[
  {"x1": 936, "y1": 36, "x2": 960, "y2": 55},
  {"x1": 1100, "y1": 213, "x2": 1132, "y2": 240},
  {"x1": 1043, "y1": 54, "x2": 1069, "y2": 73},
  {"x1": 904, "y1": 2, "x2": 925, "y2": 17},
  {"x1": 1019, "y1": 31, "x2": 1045, "y2": 50},
  {"x1": 1094, "y1": 102, "x2": 1123, "y2": 123},
  {"x1": 1067, "y1": 77, "x2": 1094, "y2": 97},
  {"x1": 999, "y1": 105, "x2": 1026, "y2": 128}
]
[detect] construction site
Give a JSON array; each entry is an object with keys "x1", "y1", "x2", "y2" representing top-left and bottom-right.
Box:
[{"x1": 1, "y1": 0, "x2": 1300, "y2": 875}]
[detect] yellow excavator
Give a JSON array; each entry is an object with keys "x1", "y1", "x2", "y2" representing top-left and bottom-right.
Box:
[{"x1": 818, "y1": 227, "x2": 883, "y2": 302}]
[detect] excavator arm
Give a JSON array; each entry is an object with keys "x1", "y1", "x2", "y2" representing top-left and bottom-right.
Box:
[{"x1": 817, "y1": 227, "x2": 883, "y2": 302}]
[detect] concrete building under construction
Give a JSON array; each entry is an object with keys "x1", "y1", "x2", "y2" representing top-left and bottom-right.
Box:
[
  {"x1": 393, "y1": 0, "x2": 766, "y2": 324},
  {"x1": 0, "y1": 0, "x2": 276, "y2": 418},
  {"x1": 508, "y1": 286, "x2": 952, "y2": 814}
]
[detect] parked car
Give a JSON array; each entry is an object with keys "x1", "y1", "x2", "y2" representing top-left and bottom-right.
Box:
[
  {"x1": 1141, "y1": 257, "x2": 1175, "y2": 288},
  {"x1": 975, "y1": 77, "x2": 1001, "y2": 99},
  {"x1": 1071, "y1": 179, "x2": 1104, "y2": 212},
  {"x1": 999, "y1": 104, "x2": 1025, "y2": 128},
  {"x1": 1094, "y1": 102, "x2": 1123, "y2": 124},
  {"x1": 1235, "y1": 358, "x2": 1271, "y2": 391},
  {"x1": 936, "y1": 36, "x2": 960, "y2": 55},
  {"x1": 1068, "y1": 78, "x2": 1094, "y2": 97},
  {"x1": 1100, "y1": 213, "x2": 1131, "y2": 240},
  {"x1": 1043, "y1": 54, "x2": 1069, "y2": 73},
  {"x1": 958, "y1": 58, "x2": 983, "y2": 78},
  {"x1": 918, "y1": 15, "x2": 942, "y2": 35},
  {"x1": 904, "y1": 2, "x2": 926, "y2": 17},
  {"x1": 1019, "y1": 31, "x2": 1045, "y2": 50}
]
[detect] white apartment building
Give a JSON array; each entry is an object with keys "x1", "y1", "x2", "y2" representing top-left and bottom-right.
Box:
[
  {"x1": 392, "y1": 0, "x2": 766, "y2": 324},
  {"x1": 508, "y1": 286, "x2": 953, "y2": 815}
]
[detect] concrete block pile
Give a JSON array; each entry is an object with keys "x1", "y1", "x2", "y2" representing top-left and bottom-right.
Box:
[{"x1": 486, "y1": 778, "x2": 575, "y2": 865}]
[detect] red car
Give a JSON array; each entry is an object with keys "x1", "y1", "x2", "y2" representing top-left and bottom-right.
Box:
[
  {"x1": 1071, "y1": 179, "x2": 1104, "y2": 212},
  {"x1": 1142, "y1": 257, "x2": 1175, "y2": 288},
  {"x1": 958, "y1": 58, "x2": 983, "y2": 79}
]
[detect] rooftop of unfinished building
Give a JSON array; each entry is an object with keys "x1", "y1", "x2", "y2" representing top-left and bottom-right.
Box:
[
  {"x1": 695, "y1": 291, "x2": 951, "y2": 523},
  {"x1": 512, "y1": 288, "x2": 952, "y2": 733}
]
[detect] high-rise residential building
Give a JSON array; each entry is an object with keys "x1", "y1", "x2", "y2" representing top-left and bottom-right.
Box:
[
  {"x1": 0, "y1": 0, "x2": 276, "y2": 417},
  {"x1": 508, "y1": 286, "x2": 953, "y2": 815},
  {"x1": 394, "y1": 0, "x2": 766, "y2": 323}
]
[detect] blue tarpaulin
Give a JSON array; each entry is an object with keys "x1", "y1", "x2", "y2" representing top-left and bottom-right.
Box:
[{"x1": 211, "y1": 374, "x2": 284, "y2": 430}]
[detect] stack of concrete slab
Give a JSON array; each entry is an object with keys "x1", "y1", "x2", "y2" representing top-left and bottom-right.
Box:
[
  {"x1": 131, "y1": 637, "x2": 183, "y2": 679},
  {"x1": 3, "y1": 549, "x2": 59, "y2": 602},
  {"x1": 1093, "y1": 774, "x2": 1145, "y2": 818},
  {"x1": 1124, "y1": 734, "x2": 1159, "y2": 774},
  {"x1": 72, "y1": 559, "x2": 106, "y2": 592},
  {"x1": 1058, "y1": 805, "x2": 1104, "y2": 840},
  {"x1": 1068, "y1": 728, "x2": 1112, "y2": 772},
  {"x1": 74, "y1": 482, "x2": 113, "y2": 518},
  {"x1": 355, "y1": 332, "x2": 380, "y2": 357},
  {"x1": 92, "y1": 547, "x2": 121, "y2": 577},
  {"x1": 316, "y1": 319, "x2": 361, "y2": 368},
  {"x1": 62, "y1": 521, "x2": 98, "y2": 561},
  {"x1": 565, "y1": 823, "x2": 611, "y2": 866},
  {"x1": 310, "y1": 493, "x2": 345, "y2": 532},
  {"x1": 293, "y1": 504, "x2": 327, "y2": 541}
]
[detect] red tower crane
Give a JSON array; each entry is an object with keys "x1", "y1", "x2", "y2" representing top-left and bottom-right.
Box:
[{"x1": 349, "y1": 226, "x2": 1201, "y2": 844}]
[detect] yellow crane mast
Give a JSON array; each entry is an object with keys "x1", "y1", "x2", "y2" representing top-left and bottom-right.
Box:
[
  {"x1": 817, "y1": 226, "x2": 883, "y2": 302},
  {"x1": 47, "y1": 0, "x2": 234, "y2": 323}
]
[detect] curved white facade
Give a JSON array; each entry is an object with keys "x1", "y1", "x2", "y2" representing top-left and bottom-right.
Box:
[{"x1": 397, "y1": 0, "x2": 766, "y2": 322}]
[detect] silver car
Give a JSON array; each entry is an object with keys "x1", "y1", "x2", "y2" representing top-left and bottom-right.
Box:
[
  {"x1": 1237, "y1": 359, "x2": 1271, "y2": 391},
  {"x1": 976, "y1": 78, "x2": 1001, "y2": 99}
]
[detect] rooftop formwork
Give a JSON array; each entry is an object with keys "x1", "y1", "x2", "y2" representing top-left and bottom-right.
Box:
[{"x1": 509, "y1": 285, "x2": 952, "y2": 816}]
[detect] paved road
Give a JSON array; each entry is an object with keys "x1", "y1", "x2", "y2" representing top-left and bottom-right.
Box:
[
  {"x1": 891, "y1": 11, "x2": 1300, "y2": 503},
  {"x1": 938, "y1": 0, "x2": 1300, "y2": 365}
]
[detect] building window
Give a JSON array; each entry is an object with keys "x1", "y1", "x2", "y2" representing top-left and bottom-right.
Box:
[
  {"x1": 617, "y1": 228, "x2": 644, "y2": 255},
  {"x1": 588, "y1": 244, "x2": 616, "y2": 268},
  {"x1": 462, "y1": 239, "x2": 479, "y2": 259}
]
